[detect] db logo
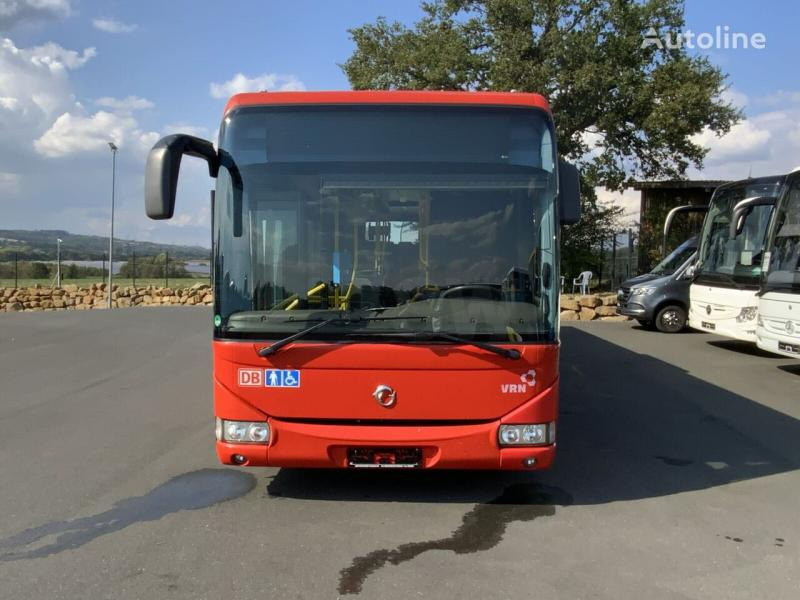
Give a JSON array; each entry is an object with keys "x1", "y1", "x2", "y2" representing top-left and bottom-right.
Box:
[{"x1": 238, "y1": 368, "x2": 263, "y2": 387}]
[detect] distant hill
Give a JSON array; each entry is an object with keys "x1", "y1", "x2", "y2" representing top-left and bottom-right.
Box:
[{"x1": 0, "y1": 230, "x2": 210, "y2": 261}]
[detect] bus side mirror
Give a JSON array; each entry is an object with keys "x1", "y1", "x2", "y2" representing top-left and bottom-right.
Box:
[
  {"x1": 558, "y1": 159, "x2": 581, "y2": 225},
  {"x1": 145, "y1": 134, "x2": 219, "y2": 219},
  {"x1": 729, "y1": 196, "x2": 775, "y2": 239}
]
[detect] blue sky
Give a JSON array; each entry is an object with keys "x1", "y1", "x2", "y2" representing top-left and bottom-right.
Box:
[{"x1": 1, "y1": 0, "x2": 799, "y2": 246}]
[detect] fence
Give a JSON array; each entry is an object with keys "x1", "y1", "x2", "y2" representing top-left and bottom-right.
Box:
[
  {"x1": 597, "y1": 230, "x2": 640, "y2": 291},
  {"x1": 0, "y1": 252, "x2": 211, "y2": 290},
  {"x1": 563, "y1": 230, "x2": 641, "y2": 294}
]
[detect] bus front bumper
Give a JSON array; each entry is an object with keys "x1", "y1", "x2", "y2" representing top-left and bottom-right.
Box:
[
  {"x1": 757, "y1": 328, "x2": 800, "y2": 358},
  {"x1": 688, "y1": 314, "x2": 757, "y2": 342},
  {"x1": 216, "y1": 419, "x2": 556, "y2": 471}
]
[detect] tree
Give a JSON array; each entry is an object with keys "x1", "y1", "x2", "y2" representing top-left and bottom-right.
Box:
[
  {"x1": 343, "y1": 0, "x2": 740, "y2": 274},
  {"x1": 29, "y1": 262, "x2": 51, "y2": 279},
  {"x1": 119, "y1": 253, "x2": 188, "y2": 279},
  {"x1": 561, "y1": 187, "x2": 623, "y2": 278}
]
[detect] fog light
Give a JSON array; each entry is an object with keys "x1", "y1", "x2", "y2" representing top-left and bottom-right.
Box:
[
  {"x1": 498, "y1": 422, "x2": 555, "y2": 447},
  {"x1": 522, "y1": 457, "x2": 537, "y2": 468},
  {"x1": 232, "y1": 454, "x2": 247, "y2": 465},
  {"x1": 216, "y1": 418, "x2": 270, "y2": 444}
]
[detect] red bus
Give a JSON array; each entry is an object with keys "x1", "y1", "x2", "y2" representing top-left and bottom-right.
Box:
[{"x1": 145, "y1": 91, "x2": 580, "y2": 470}]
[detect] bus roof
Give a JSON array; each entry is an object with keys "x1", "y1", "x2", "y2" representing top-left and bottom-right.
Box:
[
  {"x1": 223, "y1": 90, "x2": 551, "y2": 117},
  {"x1": 714, "y1": 173, "x2": 789, "y2": 193}
]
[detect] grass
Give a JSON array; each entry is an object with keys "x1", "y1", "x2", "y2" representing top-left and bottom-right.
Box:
[{"x1": 0, "y1": 277, "x2": 210, "y2": 289}]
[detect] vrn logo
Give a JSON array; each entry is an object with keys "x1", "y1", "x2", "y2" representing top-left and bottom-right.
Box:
[{"x1": 501, "y1": 369, "x2": 536, "y2": 394}]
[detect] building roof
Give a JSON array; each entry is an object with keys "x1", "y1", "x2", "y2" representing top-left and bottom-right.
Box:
[
  {"x1": 223, "y1": 90, "x2": 551, "y2": 116},
  {"x1": 628, "y1": 180, "x2": 731, "y2": 190}
]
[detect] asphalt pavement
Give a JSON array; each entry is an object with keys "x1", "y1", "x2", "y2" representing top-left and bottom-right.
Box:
[{"x1": 1, "y1": 308, "x2": 798, "y2": 599}]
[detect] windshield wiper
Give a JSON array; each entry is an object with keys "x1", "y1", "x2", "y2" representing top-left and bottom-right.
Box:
[
  {"x1": 345, "y1": 330, "x2": 521, "y2": 360},
  {"x1": 257, "y1": 314, "x2": 428, "y2": 356}
]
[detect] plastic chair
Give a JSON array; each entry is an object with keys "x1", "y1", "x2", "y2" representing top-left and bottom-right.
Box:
[{"x1": 572, "y1": 271, "x2": 593, "y2": 295}]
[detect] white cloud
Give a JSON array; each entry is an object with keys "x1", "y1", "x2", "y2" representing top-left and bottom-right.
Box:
[
  {"x1": 34, "y1": 110, "x2": 159, "y2": 157},
  {"x1": 96, "y1": 95, "x2": 153, "y2": 111},
  {"x1": 91, "y1": 17, "x2": 137, "y2": 34},
  {"x1": 0, "y1": 35, "x2": 212, "y2": 246},
  {"x1": 0, "y1": 36, "x2": 96, "y2": 166},
  {"x1": 754, "y1": 90, "x2": 800, "y2": 108},
  {"x1": 596, "y1": 187, "x2": 641, "y2": 224},
  {"x1": 0, "y1": 41, "x2": 154, "y2": 159},
  {"x1": 692, "y1": 120, "x2": 771, "y2": 164},
  {"x1": 1, "y1": 36, "x2": 94, "y2": 74},
  {"x1": 162, "y1": 122, "x2": 212, "y2": 140},
  {"x1": 0, "y1": 0, "x2": 71, "y2": 30},
  {"x1": 0, "y1": 170, "x2": 19, "y2": 192},
  {"x1": 209, "y1": 72, "x2": 305, "y2": 99},
  {"x1": 165, "y1": 205, "x2": 211, "y2": 228},
  {"x1": 0, "y1": 94, "x2": 18, "y2": 108},
  {"x1": 688, "y1": 94, "x2": 800, "y2": 180},
  {"x1": 721, "y1": 87, "x2": 748, "y2": 110}
]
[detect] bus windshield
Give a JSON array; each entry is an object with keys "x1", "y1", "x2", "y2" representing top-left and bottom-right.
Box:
[
  {"x1": 213, "y1": 105, "x2": 559, "y2": 342},
  {"x1": 695, "y1": 178, "x2": 783, "y2": 289},
  {"x1": 765, "y1": 176, "x2": 800, "y2": 293}
]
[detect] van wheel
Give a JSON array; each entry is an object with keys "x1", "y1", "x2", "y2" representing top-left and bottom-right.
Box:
[{"x1": 655, "y1": 305, "x2": 686, "y2": 333}]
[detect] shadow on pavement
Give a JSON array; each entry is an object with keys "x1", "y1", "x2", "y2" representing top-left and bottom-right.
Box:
[
  {"x1": 706, "y1": 339, "x2": 786, "y2": 358},
  {"x1": 0, "y1": 469, "x2": 255, "y2": 562},
  {"x1": 778, "y1": 363, "x2": 800, "y2": 377}
]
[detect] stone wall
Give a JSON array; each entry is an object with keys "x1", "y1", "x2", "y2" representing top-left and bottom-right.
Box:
[
  {"x1": 1, "y1": 285, "x2": 628, "y2": 321},
  {"x1": 559, "y1": 293, "x2": 628, "y2": 322},
  {"x1": 0, "y1": 283, "x2": 213, "y2": 312}
]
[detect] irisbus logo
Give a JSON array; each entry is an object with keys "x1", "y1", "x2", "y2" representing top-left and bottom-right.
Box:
[{"x1": 501, "y1": 370, "x2": 537, "y2": 394}]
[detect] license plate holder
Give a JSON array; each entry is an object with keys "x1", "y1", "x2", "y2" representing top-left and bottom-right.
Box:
[
  {"x1": 778, "y1": 341, "x2": 800, "y2": 354},
  {"x1": 701, "y1": 321, "x2": 716, "y2": 330},
  {"x1": 348, "y1": 447, "x2": 422, "y2": 468}
]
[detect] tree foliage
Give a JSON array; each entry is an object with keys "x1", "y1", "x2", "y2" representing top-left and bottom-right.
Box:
[
  {"x1": 119, "y1": 253, "x2": 188, "y2": 279},
  {"x1": 343, "y1": 0, "x2": 741, "y2": 276},
  {"x1": 343, "y1": 0, "x2": 739, "y2": 189},
  {"x1": 561, "y1": 187, "x2": 623, "y2": 277}
]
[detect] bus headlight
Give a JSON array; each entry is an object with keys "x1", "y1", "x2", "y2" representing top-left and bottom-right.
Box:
[
  {"x1": 736, "y1": 307, "x2": 758, "y2": 322},
  {"x1": 216, "y1": 418, "x2": 270, "y2": 444},
  {"x1": 498, "y1": 422, "x2": 555, "y2": 446}
]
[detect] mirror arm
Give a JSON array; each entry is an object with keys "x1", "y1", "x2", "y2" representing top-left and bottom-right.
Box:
[
  {"x1": 728, "y1": 196, "x2": 776, "y2": 239},
  {"x1": 662, "y1": 204, "x2": 708, "y2": 257}
]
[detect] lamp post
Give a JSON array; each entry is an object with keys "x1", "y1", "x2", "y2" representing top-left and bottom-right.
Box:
[
  {"x1": 56, "y1": 238, "x2": 63, "y2": 287},
  {"x1": 107, "y1": 142, "x2": 118, "y2": 308},
  {"x1": 130, "y1": 242, "x2": 136, "y2": 288}
]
